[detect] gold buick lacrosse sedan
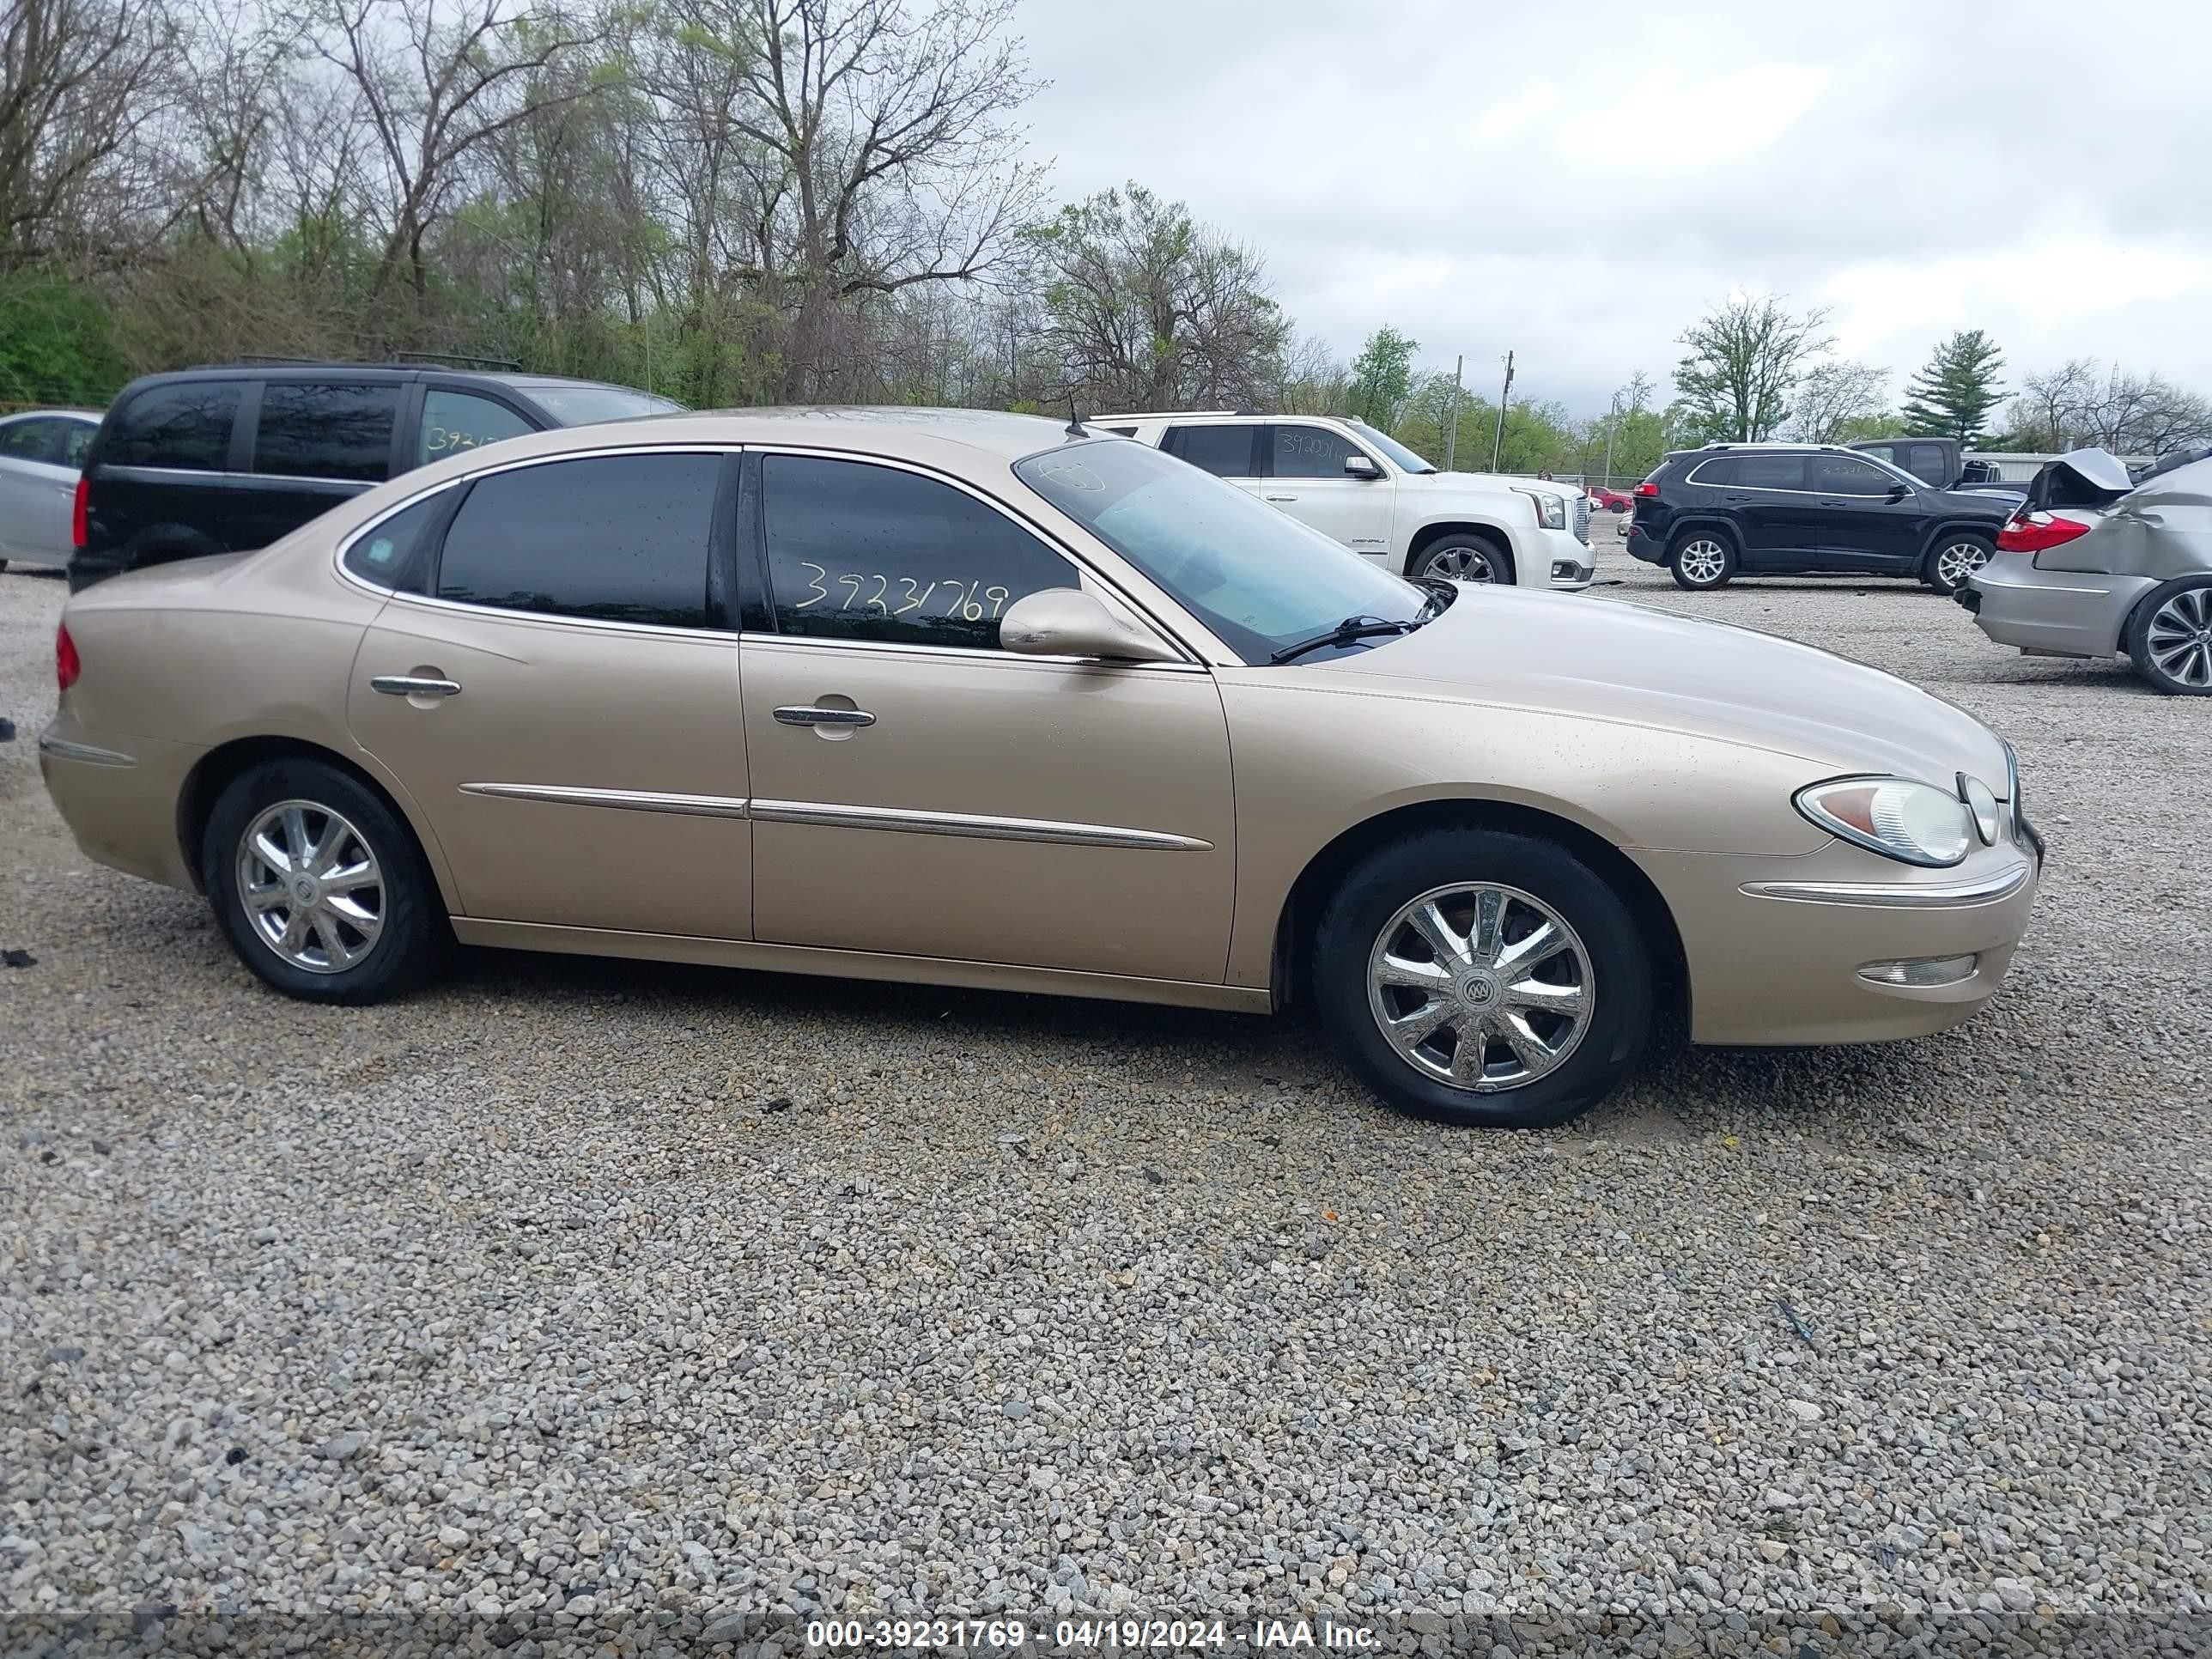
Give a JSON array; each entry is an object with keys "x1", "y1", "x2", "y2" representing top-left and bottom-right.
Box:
[{"x1": 41, "y1": 410, "x2": 2043, "y2": 1127}]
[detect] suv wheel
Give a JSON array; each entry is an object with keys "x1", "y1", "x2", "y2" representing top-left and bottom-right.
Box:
[
  {"x1": 1924, "y1": 534, "x2": 1995, "y2": 595},
  {"x1": 204, "y1": 757, "x2": 451, "y2": 1002},
  {"x1": 1669, "y1": 533, "x2": 1735, "y2": 591},
  {"x1": 2126, "y1": 577, "x2": 2212, "y2": 696},
  {"x1": 1413, "y1": 537, "x2": 1513, "y2": 585},
  {"x1": 1312, "y1": 827, "x2": 1653, "y2": 1129}
]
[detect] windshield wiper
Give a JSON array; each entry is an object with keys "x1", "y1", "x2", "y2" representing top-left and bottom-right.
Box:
[{"x1": 1270, "y1": 613, "x2": 1419, "y2": 665}]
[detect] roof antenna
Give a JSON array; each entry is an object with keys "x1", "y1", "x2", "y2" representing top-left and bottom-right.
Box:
[{"x1": 1064, "y1": 396, "x2": 1087, "y2": 440}]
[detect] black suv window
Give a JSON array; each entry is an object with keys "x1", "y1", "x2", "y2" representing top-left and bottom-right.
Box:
[
  {"x1": 763, "y1": 454, "x2": 1070, "y2": 650},
  {"x1": 435, "y1": 453, "x2": 721, "y2": 627},
  {"x1": 252, "y1": 382, "x2": 400, "y2": 483},
  {"x1": 1732, "y1": 453, "x2": 1807, "y2": 490},
  {"x1": 1166, "y1": 423, "x2": 1260, "y2": 477},
  {"x1": 1272, "y1": 424, "x2": 1371, "y2": 479},
  {"x1": 1810, "y1": 453, "x2": 1896, "y2": 495},
  {"x1": 1686, "y1": 455, "x2": 1737, "y2": 487},
  {"x1": 421, "y1": 389, "x2": 536, "y2": 465},
  {"x1": 106, "y1": 382, "x2": 242, "y2": 471}
]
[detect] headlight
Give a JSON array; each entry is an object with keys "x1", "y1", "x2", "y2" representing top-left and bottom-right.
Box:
[
  {"x1": 1795, "y1": 776, "x2": 1975, "y2": 867},
  {"x1": 1513, "y1": 487, "x2": 1566, "y2": 531}
]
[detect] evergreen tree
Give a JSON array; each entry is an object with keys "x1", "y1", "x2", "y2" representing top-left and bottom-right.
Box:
[{"x1": 1902, "y1": 331, "x2": 2007, "y2": 442}]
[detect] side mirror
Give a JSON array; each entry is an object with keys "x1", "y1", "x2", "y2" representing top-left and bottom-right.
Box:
[
  {"x1": 999, "y1": 588, "x2": 1179, "y2": 664},
  {"x1": 1887, "y1": 482, "x2": 1911, "y2": 501},
  {"x1": 1343, "y1": 454, "x2": 1385, "y2": 480}
]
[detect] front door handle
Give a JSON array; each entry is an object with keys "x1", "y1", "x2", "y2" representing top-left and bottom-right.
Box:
[
  {"x1": 371, "y1": 674, "x2": 463, "y2": 698},
  {"x1": 1263, "y1": 494, "x2": 1299, "y2": 503},
  {"x1": 774, "y1": 705, "x2": 875, "y2": 728}
]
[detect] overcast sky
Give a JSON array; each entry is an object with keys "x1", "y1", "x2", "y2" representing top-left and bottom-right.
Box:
[{"x1": 1014, "y1": 0, "x2": 2212, "y2": 418}]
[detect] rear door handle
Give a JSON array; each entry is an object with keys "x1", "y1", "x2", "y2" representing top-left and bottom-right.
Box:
[
  {"x1": 1263, "y1": 494, "x2": 1299, "y2": 503},
  {"x1": 371, "y1": 675, "x2": 462, "y2": 698},
  {"x1": 774, "y1": 705, "x2": 875, "y2": 728}
]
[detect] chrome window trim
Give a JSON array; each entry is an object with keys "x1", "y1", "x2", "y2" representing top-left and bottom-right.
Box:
[
  {"x1": 750, "y1": 441, "x2": 1220, "y2": 667},
  {"x1": 453, "y1": 783, "x2": 1210, "y2": 850},
  {"x1": 1685, "y1": 452, "x2": 1919, "y2": 498},
  {"x1": 1740, "y1": 864, "x2": 2032, "y2": 908},
  {"x1": 735, "y1": 629, "x2": 1210, "y2": 674}
]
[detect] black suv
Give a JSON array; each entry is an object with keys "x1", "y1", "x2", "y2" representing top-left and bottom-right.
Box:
[
  {"x1": 1625, "y1": 443, "x2": 2013, "y2": 595},
  {"x1": 69, "y1": 362, "x2": 682, "y2": 591}
]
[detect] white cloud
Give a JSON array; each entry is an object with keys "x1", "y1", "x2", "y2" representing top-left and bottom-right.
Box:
[{"x1": 1014, "y1": 0, "x2": 2212, "y2": 415}]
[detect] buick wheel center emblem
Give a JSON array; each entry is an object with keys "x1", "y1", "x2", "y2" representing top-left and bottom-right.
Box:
[
  {"x1": 294, "y1": 878, "x2": 318, "y2": 903},
  {"x1": 1457, "y1": 972, "x2": 1498, "y2": 1006}
]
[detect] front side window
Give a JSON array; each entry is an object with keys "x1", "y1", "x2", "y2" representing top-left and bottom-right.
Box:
[
  {"x1": 762, "y1": 454, "x2": 1071, "y2": 650},
  {"x1": 420, "y1": 390, "x2": 537, "y2": 465},
  {"x1": 1733, "y1": 453, "x2": 1807, "y2": 490},
  {"x1": 1166, "y1": 423, "x2": 1260, "y2": 478},
  {"x1": 252, "y1": 382, "x2": 400, "y2": 483},
  {"x1": 0, "y1": 417, "x2": 61, "y2": 461},
  {"x1": 1811, "y1": 454, "x2": 1896, "y2": 495},
  {"x1": 1272, "y1": 424, "x2": 1373, "y2": 479},
  {"x1": 434, "y1": 453, "x2": 721, "y2": 628},
  {"x1": 106, "y1": 382, "x2": 241, "y2": 471},
  {"x1": 1016, "y1": 439, "x2": 1424, "y2": 665}
]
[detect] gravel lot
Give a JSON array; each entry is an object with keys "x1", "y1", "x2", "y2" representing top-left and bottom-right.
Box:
[{"x1": 3, "y1": 534, "x2": 2209, "y2": 1656}]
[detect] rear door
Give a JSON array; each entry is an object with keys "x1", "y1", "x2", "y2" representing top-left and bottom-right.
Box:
[
  {"x1": 1715, "y1": 452, "x2": 1811, "y2": 564},
  {"x1": 0, "y1": 416, "x2": 80, "y2": 561},
  {"x1": 1262, "y1": 423, "x2": 1395, "y2": 562},
  {"x1": 232, "y1": 379, "x2": 404, "y2": 548},
  {"x1": 1805, "y1": 451, "x2": 1922, "y2": 569}
]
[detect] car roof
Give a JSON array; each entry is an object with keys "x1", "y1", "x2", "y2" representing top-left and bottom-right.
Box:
[
  {"x1": 1092, "y1": 410, "x2": 1284, "y2": 422},
  {"x1": 0, "y1": 407, "x2": 101, "y2": 422},
  {"x1": 138, "y1": 363, "x2": 637, "y2": 392}
]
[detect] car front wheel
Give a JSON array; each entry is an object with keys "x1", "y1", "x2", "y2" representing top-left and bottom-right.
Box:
[
  {"x1": 204, "y1": 757, "x2": 451, "y2": 1002},
  {"x1": 1313, "y1": 827, "x2": 1654, "y2": 1128},
  {"x1": 1669, "y1": 533, "x2": 1735, "y2": 591},
  {"x1": 2126, "y1": 576, "x2": 2212, "y2": 696},
  {"x1": 1924, "y1": 534, "x2": 1995, "y2": 595},
  {"x1": 1413, "y1": 537, "x2": 1514, "y2": 585}
]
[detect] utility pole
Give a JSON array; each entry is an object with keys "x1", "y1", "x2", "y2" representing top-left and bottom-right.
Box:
[
  {"x1": 1443, "y1": 355, "x2": 1465, "y2": 471},
  {"x1": 1489, "y1": 350, "x2": 1515, "y2": 473}
]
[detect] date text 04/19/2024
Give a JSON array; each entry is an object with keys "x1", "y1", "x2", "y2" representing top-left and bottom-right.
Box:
[{"x1": 802, "y1": 1617, "x2": 1382, "y2": 1650}]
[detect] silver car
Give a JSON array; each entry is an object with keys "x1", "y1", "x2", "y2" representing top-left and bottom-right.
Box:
[
  {"x1": 0, "y1": 408, "x2": 100, "y2": 571},
  {"x1": 1964, "y1": 448, "x2": 2212, "y2": 696}
]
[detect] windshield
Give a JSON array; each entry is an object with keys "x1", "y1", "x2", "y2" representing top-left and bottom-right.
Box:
[
  {"x1": 1350, "y1": 421, "x2": 1437, "y2": 474},
  {"x1": 1014, "y1": 439, "x2": 1426, "y2": 664},
  {"x1": 509, "y1": 382, "x2": 687, "y2": 424}
]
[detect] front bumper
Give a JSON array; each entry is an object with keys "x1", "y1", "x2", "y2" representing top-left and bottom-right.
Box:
[
  {"x1": 1964, "y1": 557, "x2": 2151, "y2": 660},
  {"x1": 1528, "y1": 526, "x2": 1595, "y2": 591},
  {"x1": 1631, "y1": 828, "x2": 2043, "y2": 1047}
]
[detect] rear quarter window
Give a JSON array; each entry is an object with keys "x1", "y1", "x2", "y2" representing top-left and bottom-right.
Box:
[{"x1": 106, "y1": 382, "x2": 243, "y2": 471}]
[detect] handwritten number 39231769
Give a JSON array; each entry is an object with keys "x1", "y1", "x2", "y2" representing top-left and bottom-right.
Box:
[{"x1": 794, "y1": 563, "x2": 1011, "y2": 622}]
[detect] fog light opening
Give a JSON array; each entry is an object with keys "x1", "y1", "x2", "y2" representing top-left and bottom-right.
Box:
[{"x1": 1857, "y1": 954, "x2": 1979, "y2": 988}]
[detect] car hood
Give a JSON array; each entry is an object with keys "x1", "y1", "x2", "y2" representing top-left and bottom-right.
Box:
[
  {"x1": 1406, "y1": 469, "x2": 1570, "y2": 500},
  {"x1": 1309, "y1": 586, "x2": 2012, "y2": 787}
]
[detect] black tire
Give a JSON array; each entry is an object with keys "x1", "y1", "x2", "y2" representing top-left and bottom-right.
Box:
[
  {"x1": 203, "y1": 757, "x2": 451, "y2": 1002},
  {"x1": 1312, "y1": 827, "x2": 1654, "y2": 1129},
  {"x1": 1923, "y1": 533, "x2": 1995, "y2": 596},
  {"x1": 2124, "y1": 575, "x2": 2212, "y2": 696},
  {"x1": 1668, "y1": 530, "x2": 1735, "y2": 591},
  {"x1": 1411, "y1": 535, "x2": 1515, "y2": 586}
]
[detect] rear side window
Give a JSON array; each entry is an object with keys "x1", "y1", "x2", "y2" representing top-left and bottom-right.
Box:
[
  {"x1": 1905, "y1": 443, "x2": 1950, "y2": 487},
  {"x1": 421, "y1": 390, "x2": 536, "y2": 465},
  {"x1": 1732, "y1": 453, "x2": 1807, "y2": 490},
  {"x1": 252, "y1": 382, "x2": 400, "y2": 483},
  {"x1": 0, "y1": 417, "x2": 63, "y2": 462},
  {"x1": 1686, "y1": 456, "x2": 1736, "y2": 487},
  {"x1": 434, "y1": 453, "x2": 722, "y2": 628},
  {"x1": 1166, "y1": 423, "x2": 1260, "y2": 477},
  {"x1": 59, "y1": 422, "x2": 94, "y2": 467},
  {"x1": 106, "y1": 382, "x2": 242, "y2": 471},
  {"x1": 342, "y1": 493, "x2": 447, "y2": 590}
]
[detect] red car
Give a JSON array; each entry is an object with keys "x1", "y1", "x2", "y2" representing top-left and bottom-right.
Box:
[{"x1": 1586, "y1": 484, "x2": 1634, "y2": 512}]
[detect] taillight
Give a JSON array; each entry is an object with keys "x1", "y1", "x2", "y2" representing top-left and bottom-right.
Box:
[
  {"x1": 71, "y1": 476, "x2": 88, "y2": 548},
  {"x1": 56, "y1": 622, "x2": 81, "y2": 691},
  {"x1": 1633, "y1": 481, "x2": 1659, "y2": 498},
  {"x1": 1996, "y1": 510, "x2": 2092, "y2": 554}
]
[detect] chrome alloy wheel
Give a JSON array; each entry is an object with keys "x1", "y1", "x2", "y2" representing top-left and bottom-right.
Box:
[
  {"x1": 1676, "y1": 538, "x2": 1728, "y2": 584},
  {"x1": 235, "y1": 799, "x2": 386, "y2": 973},
  {"x1": 1935, "y1": 539, "x2": 1992, "y2": 589},
  {"x1": 1365, "y1": 883, "x2": 1595, "y2": 1092},
  {"x1": 1419, "y1": 544, "x2": 1498, "y2": 582},
  {"x1": 2146, "y1": 587, "x2": 2212, "y2": 689}
]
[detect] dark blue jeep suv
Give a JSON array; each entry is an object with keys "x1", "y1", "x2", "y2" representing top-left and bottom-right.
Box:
[{"x1": 1625, "y1": 443, "x2": 2014, "y2": 596}]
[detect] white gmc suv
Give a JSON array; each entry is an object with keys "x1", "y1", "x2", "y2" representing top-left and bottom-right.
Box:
[{"x1": 1094, "y1": 411, "x2": 1595, "y2": 589}]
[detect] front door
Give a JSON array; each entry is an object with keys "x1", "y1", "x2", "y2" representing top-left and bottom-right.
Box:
[
  {"x1": 1803, "y1": 451, "x2": 1924, "y2": 570},
  {"x1": 1264, "y1": 423, "x2": 1395, "y2": 564},
  {"x1": 740, "y1": 452, "x2": 1236, "y2": 983},
  {"x1": 347, "y1": 447, "x2": 753, "y2": 939}
]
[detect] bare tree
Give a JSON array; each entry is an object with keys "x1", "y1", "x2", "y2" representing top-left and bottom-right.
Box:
[
  {"x1": 1672, "y1": 294, "x2": 1833, "y2": 443},
  {"x1": 1789, "y1": 359, "x2": 1888, "y2": 443},
  {"x1": 2003, "y1": 359, "x2": 2212, "y2": 458}
]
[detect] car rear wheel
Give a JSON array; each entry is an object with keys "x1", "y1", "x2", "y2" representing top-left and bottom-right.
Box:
[
  {"x1": 1312, "y1": 827, "x2": 1654, "y2": 1129},
  {"x1": 2126, "y1": 577, "x2": 2212, "y2": 696},
  {"x1": 203, "y1": 757, "x2": 451, "y2": 1002},
  {"x1": 1669, "y1": 533, "x2": 1735, "y2": 591},
  {"x1": 1924, "y1": 535, "x2": 1995, "y2": 595},
  {"x1": 1413, "y1": 536, "x2": 1513, "y2": 586}
]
